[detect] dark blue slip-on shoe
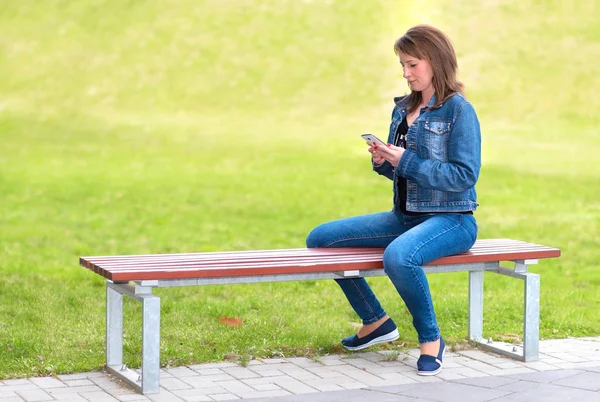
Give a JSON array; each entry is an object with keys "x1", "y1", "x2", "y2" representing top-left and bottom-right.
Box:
[
  {"x1": 417, "y1": 336, "x2": 446, "y2": 376},
  {"x1": 341, "y1": 318, "x2": 399, "y2": 351}
]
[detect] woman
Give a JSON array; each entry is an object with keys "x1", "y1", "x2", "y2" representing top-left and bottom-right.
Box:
[{"x1": 306, "y1": 25, "x2": 481, "y2": 376}]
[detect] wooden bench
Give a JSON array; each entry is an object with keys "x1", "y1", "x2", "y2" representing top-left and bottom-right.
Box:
[{"x1": 80, "y1": 238, "x2": 560, "y2": 394}]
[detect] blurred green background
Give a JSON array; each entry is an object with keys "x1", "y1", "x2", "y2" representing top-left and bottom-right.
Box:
[{"x1": 1, "y1": 0, "x2": 599, "y2": 378}]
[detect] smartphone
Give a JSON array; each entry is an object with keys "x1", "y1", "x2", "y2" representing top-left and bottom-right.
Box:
[{"x1": 361, "y1": 133, "x2": 386, "y2": 147}]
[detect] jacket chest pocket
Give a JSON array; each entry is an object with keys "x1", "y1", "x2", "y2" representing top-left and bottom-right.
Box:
[{"x1": 423, "y1": 119, "x2": 452, "y2": 160}]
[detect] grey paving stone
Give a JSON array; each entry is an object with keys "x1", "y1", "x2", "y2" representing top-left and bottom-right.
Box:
[
  {"x1": 273, "y1": 379, "x2": 317, "y2": 395},
  {"x1": 433, "y1": 369, "x2": 467, "y2": 381},
  {"x1": 29, "y1": 378, "x2": 66, "y2": 389},
  {"x1": 277, "y1": 368, "x2": 320, "y2": 381},
  {"x1": 552, "y1": 371, "x2": 600, "y2": 391},
  {"x1": 344, "y1": 358, "x2": 383, "y2": 370},
  {"x1": 284, "y1": 358, "x2": 321, "y2": 368},
  {"x1": 169, "y1": 389, "x2": 213, "y2": 402},
  {"x1": 366, "y1": 365, "x2": 414, "y2": 374},
  {"x1": 250, "y1": 383, "x2": 281, "y2": 392},
  {"x1": 459, "y1": 360, "x2": 503, "y2": 376},
  {"x1": 78, "y1": 391, "x2": 120, "y2": 402},
  {"x1": 328, "y1": 366, "x2": 388, "y2": 386},
  {"x1": 2, "y1": 381, "x2": 31, "y2": 387},
  {"x1": 505, "y1": 368, "x2": 582, "y2": 383},
  {"x1": 219, "y1": 367, "x2": 260, "y2": 380},
  {"x1": 400, "y1": 372, "x2": 444, "y2": 383},
  {"x1": 393, "y1": 381, "x2": 513, "y2": 402},
  {"x1": 212, "y1": 380, "x2": 255, "y2": 396},
  {"x1": 208, "y1": 394, "x2": 239, "y2": 401},
  {"x1": 375, "y1": 373, "x2": 420, "y2": 385},
  {"x1": 241, "y1": 389, "x2": 427, "y2": 402},
  {"x1": 492, "y1": 367, "x2": 536, "y2": 376},
  {"x1": 499, "y1": 383, "x2": 600, "y2": 401},
  {"x1": 14, "y1": 390, "x2": 53, "y2": 402},
  {"x1": 53, "y1": 394, "x2": 89, "y2": 402},
  {"x1": 241, "y1": 376, "x2": 290, "y2": 386},
  {"x1": 545, "y1": 352, "x2": 590, "y2": 363},
  {"x1": 0, "y1": 392, "x2": 19, "y2": 398},
  {"x1": 64, "y1": 380, "x2": 95, "y2": 387},
  {"x1": 113, "y1": 395, "x2": 149, "y2": 402},
  {"x1": 451, "y1": 375, "x2": 519, "y2": 389},
  {"x1": 181, "y1": 375, "x2": 232, "y2": 388},
  {"x1": 172, "y1": 386, "x2": 225, "y2": 396},
  {"x1": 188, "y1": 363, "x2": 237, "y2": 370},
  {"x1": 46, "y1": 386, "x2": 103, "y2": 395},
  {"x1": 316, "y1": 359, "x2": 345, "y2": 367},
  {"x1": 1, "y1": 385, "x2": 38, "y2": 392},
  {"x1": 260, "y1": 359, "x2": 287, "y2": 364},
  {"x1": 146, "y1": 389, "x2": 184, "y2": 402},
  {"x1": 189, "y1": 369, "x2": 223, "y2": 377},
  {"x1": 164, "y1": 368, "x2": 197, "y2": 378},
  {"x1": 237, "y1": 390, "x2": 292, "y2": 399},
  {"x1": 57, "y1": 374, "x2": 89, "y2": 382},
  {"x1": 249, "y1": 364, "x2": 298, "y2": 371},
  {"x1": 106, "y1": 387, "x2": 139, "y2": 398},
  {"x1": 495, "y1": 380, "x2": 543, "y2": 393},
  {"x1": 366, "y1": 382, "x2": 422, "y2": 394},
  {"x1": 246, "y1": 369, "x2": 284, "y2": 378},
  {"x1": 338, "y1": 382, "x2": 368, "y2": 390},
  {"x1": 0, "y1": 397, "x2": 25, "y2": 402},
  {"x1": 86, "y1": 373, "x2": 108, "y2": 379},
  {"x1": 158, "y1": 378, "x2": 193, "y2": 392},
  {"x1": 301, "y1": 379, "x2": 345, "y2": 392},
  {"x1": 520, "y1": 361, "x2": 560, "y2": 371},
  {"x1": 89, "y1": 377, "x2": 123, "y2": 391}
]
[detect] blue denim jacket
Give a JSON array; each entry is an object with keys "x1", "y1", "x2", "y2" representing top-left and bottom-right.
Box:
[{"x1": 374, "y1": 93, "x2": 481, "y2": 213}]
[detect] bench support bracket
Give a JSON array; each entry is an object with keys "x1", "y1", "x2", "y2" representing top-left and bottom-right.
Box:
[
  {"x1": 105, "y1": 281, "x2": 161, "y2": 394},
  {"x1": 468, "y1": 265, "x2": 540, "y2": 361}
]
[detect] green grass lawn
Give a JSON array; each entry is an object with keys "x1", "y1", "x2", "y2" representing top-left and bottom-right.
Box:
[{"x1": 1, "y1": 0, "x2": 599, "y2": 378}]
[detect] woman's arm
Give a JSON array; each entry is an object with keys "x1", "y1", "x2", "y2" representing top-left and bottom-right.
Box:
[{"x1": 397, "y1": 101, "x2": 481, "y2": 192}]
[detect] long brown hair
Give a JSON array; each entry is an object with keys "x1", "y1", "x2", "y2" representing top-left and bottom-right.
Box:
[{"x1": 394, "y1": 25, "x2": 464, "y2": 114}]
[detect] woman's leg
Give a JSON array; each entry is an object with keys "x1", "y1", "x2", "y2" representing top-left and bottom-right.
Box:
[
  {"x1": 383, "y1": 214, "x2": 478, "y2": 345},
  {"x1": 306, "y1": 211, "x2": 405, "y2": 325}
]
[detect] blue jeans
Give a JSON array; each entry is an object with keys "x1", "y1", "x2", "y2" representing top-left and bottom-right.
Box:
[{"x1": 305, "y1": 211, "x2": 478, "y2": 344}]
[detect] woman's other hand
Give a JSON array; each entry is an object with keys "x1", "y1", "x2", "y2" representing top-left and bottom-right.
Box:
[{"x1": 368, "y1": 144, "x2": 386, "y2": 166}]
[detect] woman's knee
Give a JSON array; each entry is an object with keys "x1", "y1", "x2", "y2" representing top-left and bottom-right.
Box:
[
  {"x1": 305, "y1": 224, "x2": 333, "y2": 248},
  {"x1": 383, "y1": 247, "x2": 419, "y2": 277}
]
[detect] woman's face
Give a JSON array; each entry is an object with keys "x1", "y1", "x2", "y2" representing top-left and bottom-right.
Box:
[{"x1": 399, "y1": 52, "x2": 433, "y2": 94}]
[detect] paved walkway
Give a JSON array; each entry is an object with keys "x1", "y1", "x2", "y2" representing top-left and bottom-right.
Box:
[{"x1": 1, "y1": 337, "x2": 599, "y2": 402}]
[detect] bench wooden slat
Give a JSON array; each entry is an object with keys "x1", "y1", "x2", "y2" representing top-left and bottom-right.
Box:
[
  {"x1": 85, "y1": 244, "x2": 555, "y2": 265},
  {"x1": 84, "y1": 246, "x2": 553, "y2": 268},
  {"x1": 81, "y1": 240, "x2": 552, "y2": 265},
  {"x1": 92, "y1": 246, "x2": 557, "y2": 271},
  {"x1": 80, "y1": 239, "x2": 561, "y2": 282}
]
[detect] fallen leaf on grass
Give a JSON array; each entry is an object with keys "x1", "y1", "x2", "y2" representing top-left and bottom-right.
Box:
[{"x1": 219, "y1": 316, "x2": 243, "y2": 327}]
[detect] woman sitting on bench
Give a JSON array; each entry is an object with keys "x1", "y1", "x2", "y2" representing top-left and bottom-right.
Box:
[{"x1": 306, "y1": 24, "x2": 481, "y2": 377}]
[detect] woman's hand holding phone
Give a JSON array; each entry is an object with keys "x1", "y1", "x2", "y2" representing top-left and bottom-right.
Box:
[
  {"x1": 361, "y1": 134, "x2": 404, "y2": 167},
  {"x1": 362, "y1": 133, "x2": 404, "y2": 167},
  {"x1": 375, "y1": 143, "x2": 405, "y2": 168}
]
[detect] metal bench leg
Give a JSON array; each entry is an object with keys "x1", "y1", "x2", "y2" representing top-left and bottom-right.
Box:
[
  {"x1": 141, "y1": 295, "x2": 161, "y2": 394},
  {"x1": 106, "y1": 283, "x2": 123, "y2": 367},
  {"x1": 523, "y1": 272, "x2": 540, "y2": 361},
  {"x1": 468, "y1": 271, "x2": 484, "y2": 341},
  {"x1": 472, "y1": 267, "x2": 540, "y2": 361},
  {"x1": 104, "y1": 282, "x2": 161, "y2": 394}
]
